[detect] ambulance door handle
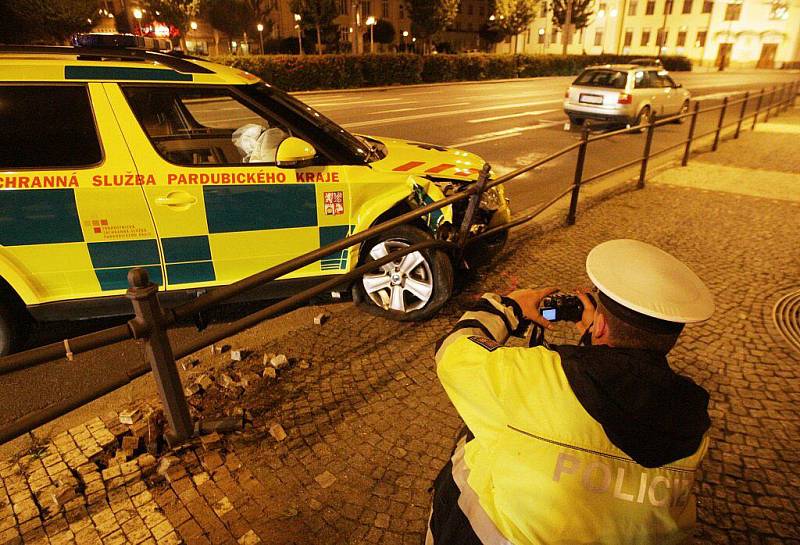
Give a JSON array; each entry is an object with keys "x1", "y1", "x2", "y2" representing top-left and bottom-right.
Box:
[{"x1": 155, "y1": 192, "x2": 197, "y2": 208}]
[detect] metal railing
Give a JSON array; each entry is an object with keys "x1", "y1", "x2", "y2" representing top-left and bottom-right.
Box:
[{"x1": 1, "y1": 79, "x2": 797, "y2": 445}]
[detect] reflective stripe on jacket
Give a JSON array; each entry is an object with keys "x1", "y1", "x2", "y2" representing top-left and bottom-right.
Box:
[{"x1": 432, "y1": 294, "x2": 709, "y2": 545}]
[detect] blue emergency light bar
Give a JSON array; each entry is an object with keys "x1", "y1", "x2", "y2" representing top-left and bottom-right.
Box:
[{"x1": 71, "y1": 33, "x2": 173, "y2": 53}]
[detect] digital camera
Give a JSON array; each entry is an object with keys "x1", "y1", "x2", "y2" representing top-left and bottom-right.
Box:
[{"x1": 540, "y1": 293, "x2": 586, "y2": 322}]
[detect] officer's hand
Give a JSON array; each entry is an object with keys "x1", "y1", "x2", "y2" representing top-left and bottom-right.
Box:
[
  {"x1": 575, "y1": 290, "x2": 596, "y2": 335},
  {"x1": 508, "y1": 287, "x2": 558, "y2": 330}
]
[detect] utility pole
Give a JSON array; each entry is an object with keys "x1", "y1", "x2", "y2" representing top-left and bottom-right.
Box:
[
  {"x1": 562, "y1": 0, "x2": 573, "y2": 55},
  {"x1": 658, "y1": 0, "x2": 672, "y2": 57}
]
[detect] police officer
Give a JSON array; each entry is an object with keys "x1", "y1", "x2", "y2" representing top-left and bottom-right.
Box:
[{"x1": 427, "y1": 239, "x2": 715, "y2": 545}]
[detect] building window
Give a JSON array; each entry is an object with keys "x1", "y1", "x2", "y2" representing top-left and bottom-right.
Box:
[
  {"x1": 361, "y1": 1, "x2": 372, "y2": 19},
  {"x1": 340, "y1": 27, "x2": 350, "y2": 42},
  {"x1": 701, "y1": 0, "x2": 713, "y2": 13},
  {"x1": 552, "y1": 28, "x2": 559, "y2": 43},
  {"x1": 479, "y1": 4, "x2": 484, "y2": 15},
  {"x1": 599, "y1": 2, "x2": 607, "y2": 15},
  {"x1": 663, "y1": 0, "x2": 673, "y2": 14},
  {"x1": 724, "y1": 1, "x2": 741, "y2": 20},
  {"x1": 628, "y1": 1, "x2": 638, "y2": 14},
  {"x1": 540, "y1": 3, "x2": 547, "y2": 16},
  {"x1": 399, "y1": 3, "x2": 405, "y2": 18},
  {"x1": 682, "y1": 0, "x2": 693, "y2": 12},
  {"x1": 594, "y1": 30, "x2": 604, "y2": 46},
  {"x1": 677, "y1": 30, "x2": 687, "y2": 46},
  {"x1": 624, "y1": 29, "x2": 634, "y2": 46},
  {"x1": 382, "y1": 0, "x2": 389, "y2": 17},
  {"x1": 656, "y1": 28, "x2": 668, "y2": 46},
  {"x1": 339, "y1": 0, "x2": 348, "y2": 14},
  {"x1": 695, "y1": 29, "x2": 707, "y2": 46},
  {"x1": 641, "y1": 28, "x2": 651, "y2": 45},
  {"x1": 769, "y1": 1, "x2": 789, "y2": 19},
  {"x1": 646, "y1": 0, "x2": 656, "y2": 14}
]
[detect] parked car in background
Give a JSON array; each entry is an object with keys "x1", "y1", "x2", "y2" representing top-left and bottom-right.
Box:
[{"x1": 563, "y1": 64, "x2": 691, "y2": 127}]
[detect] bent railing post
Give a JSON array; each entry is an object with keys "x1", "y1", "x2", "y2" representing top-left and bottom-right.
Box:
[
  {"x1": 735, "y1": 91, "x2": 749, "y2": 139},
  {"x1": 792, "y1": 81, "x2": 798, "y2": 108},
  {"x1": 126, "y1": 268, "x2": 193, "y2": 445},
  {"x1": 567, "y1": 128, "x2": 589, "y2": 225},
  {"x1": 712, "y1": 96, "x2": 728, "y2": 152},
  {"x1": 456, "y1": 163, "x2": 492, "y2": 254},
  {"x1": 682, "y1": 102, "x2": 700, "y2": 167},
  {"x1": 638, "y1": 117, "x2": 656, "y2": 190}
]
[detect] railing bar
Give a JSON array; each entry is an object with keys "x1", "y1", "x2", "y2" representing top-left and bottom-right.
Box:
[
  {"x1": 173, "y1": 240, "x2": 453, "y2": 359},
  {"x1": 0, "y1": 324, "x2": 133, "y2": 377},
  {"x1": 469, "y1": 185, "x2": 576, "y2": 243},
  {"x1": 487, "y1": 142, "x2": 582, "y2": 188},
  {"x1": 581, "y1": 156, "x2": 644, "y2": 185}
]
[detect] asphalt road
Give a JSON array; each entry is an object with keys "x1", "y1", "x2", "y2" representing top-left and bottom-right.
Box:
[
  {"x1": 300, "y1": 70, "x2": 799, "y2": 213},
  {"x1": 1, "y1": 70, "x2": 797, "y2": 437}
]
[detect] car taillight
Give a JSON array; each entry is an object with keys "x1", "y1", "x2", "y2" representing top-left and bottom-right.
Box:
[{"x1": 618, "y1": 93, "x2": 633, "y2": 104}]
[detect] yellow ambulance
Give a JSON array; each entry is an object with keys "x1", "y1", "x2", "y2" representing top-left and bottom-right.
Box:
[{"x1": 0, "y1": 35, "x2": 511, "y2": 355}]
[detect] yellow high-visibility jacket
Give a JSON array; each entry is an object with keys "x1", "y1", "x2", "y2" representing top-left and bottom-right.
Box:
[{"x1": 432, "y1": 293, "x2": 710, "y2": 545}]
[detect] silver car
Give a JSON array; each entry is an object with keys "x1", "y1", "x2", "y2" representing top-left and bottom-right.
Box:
[{"x1": 564, "y1": 64, "x2": 691, "y2": 127}]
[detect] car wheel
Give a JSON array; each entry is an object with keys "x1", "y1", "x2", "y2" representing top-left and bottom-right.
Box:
[
  {"x1": 634, "y1": 106, "x2": 652, "y2": 133},
  {"x1": 0, "y1": 295, "x2": 28, "y2": 357},
  {"x1": 674, "y1": 100, "x2": 690, "y2": 124},
  {"x1": 352, "y1": 225, "x2": 453, "y2": 322},
  {"x1": 568, "y1": 115, "x2": 585, "y2": 127}
]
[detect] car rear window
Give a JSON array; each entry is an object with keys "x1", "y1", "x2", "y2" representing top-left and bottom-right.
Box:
[{"x1": 573, "y1": 70, "x2": 628, "y2": 89}]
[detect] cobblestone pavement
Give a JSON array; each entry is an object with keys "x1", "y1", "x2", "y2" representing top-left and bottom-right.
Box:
[{"x1": 1, "y1": 110, "x2": 799, "y2": 545}]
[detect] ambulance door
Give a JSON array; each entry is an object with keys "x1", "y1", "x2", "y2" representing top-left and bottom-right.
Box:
[
  {"x1": 0, "y1": 83, "x2": 160, "y2": 305},
  {"x1": 105, "y1": 83, "x2": 352, "y2": 291}
]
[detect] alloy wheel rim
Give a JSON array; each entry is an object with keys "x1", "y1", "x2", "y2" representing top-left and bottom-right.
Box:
[{"x1": 362, "y1": 239, "x2": 434, "y2": 313}]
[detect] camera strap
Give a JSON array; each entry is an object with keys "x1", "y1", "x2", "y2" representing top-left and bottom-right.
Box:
[{"x1": 528, "y1": 323, "x2": 546, "y2": 348}]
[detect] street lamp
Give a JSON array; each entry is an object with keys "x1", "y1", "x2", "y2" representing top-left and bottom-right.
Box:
[
  {"x1": 189, "y1": 21, "x2": 197, "y2": 54},
  {"x1": 293, "y1": 13, "x2": 303, "y2": 55},
  {"x1": 402, "y1": 29, "x2": 408, "y2": 51},
  {"x1": 257, "y1": 23, "x2": 264, "y2": 55},
  {"x1": 132, "y1": 8, "x2": 143, "y2": 35},
  {"x1": 231, "y1": 40, "x2": 238, "y2": 55},
  {"x1": 366, "y1": 16, "x2": 376, "y2": 53}
]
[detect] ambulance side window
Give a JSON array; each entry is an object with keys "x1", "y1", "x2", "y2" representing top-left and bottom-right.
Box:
[
  {"x1": 121, "y1": 85, "x2": 292, "y2": 166},
  {"x1": 0, "y1": 85, "x2": 102, "y2": 169}
]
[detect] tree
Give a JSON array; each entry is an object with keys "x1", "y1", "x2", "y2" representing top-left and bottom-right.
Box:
[
  {"x1": 478, "y1": 22, "x2": 507, "y2": 52},
  {"x1": 494, "y1": 0, "x2": 539, "y2": 53},
  {"x1": 290, "y1": 0, "x2": 338, "y2": 54},
  {"x1": 551, "y1": 0, "x2": 594, "y2": 53},
  {"x1": 408, "y1": 0, "x2": 459, "y2": 53},
  {"x1": 0, "y1": 0, "x2": 96, "y2": 44},
  {"x1": 143, "y1": 0, "x2": 200, "y2": 50},
  {"x1": 202, "y1": 0, "x2": 252, "y2": 53},
  {"x1": 372, "y1": 19, "x2": 396, "y2": 45}
]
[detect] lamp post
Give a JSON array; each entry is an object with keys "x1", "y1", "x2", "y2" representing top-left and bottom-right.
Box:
[
  {"x1": 402, "y1": 30, "x2": 408, "y2": 51},
  {"x1": 294, "y1": 13, "x2": 303, "y2": 55},
  {"x1": 366, "y1": 16, "x2": 376, "y2": 53},
  {"x1": 133, "y1": 7, "x2": 143, "y2": 35},
  {"x1": 257, "y1": 23, "x2": 264, "y2": 54},
  {"x1": 189, "y1": 21, "x2": 197, "y2": 54},
  {"x1": 231, "y1": 40, "x2": 238, "y2": 55}
]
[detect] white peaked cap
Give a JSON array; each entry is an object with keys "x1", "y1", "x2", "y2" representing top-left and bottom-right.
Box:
[{"x1": 586, "y1": 239, "x2": 715, "y2": 323}]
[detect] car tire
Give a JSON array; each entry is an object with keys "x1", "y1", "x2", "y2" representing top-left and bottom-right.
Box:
[
  {"x1": 634, "y1": 106, "x2": 652, "y2": 133},
  {"x1": 0, "y1": 294, "x2": 28, "y2": 357},
  {"x1": 674, "y1": 100, "x2": 690, "y2": 124},
  {"x1": 568, "y1": 115, "x2": 585, "y2": 127},
  {"x1": 352, "y1": 225, "x2": 453, "y2": 322}
]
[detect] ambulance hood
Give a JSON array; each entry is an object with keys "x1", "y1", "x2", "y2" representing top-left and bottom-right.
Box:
[
  {"x1": 556, "y1": 345, "x2": 711, "y2": 468},
  {"x1": 364, "y1": 136, "x2": 487, "y2": 182}
]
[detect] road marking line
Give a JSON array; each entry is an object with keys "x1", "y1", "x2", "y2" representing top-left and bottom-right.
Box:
[
  {"x1": 468, "y1": 109, "x2": 558, "y2": 123},
  {"x1": 379, "y1": 101, "x2": 470, "y2": 114},
  {"x1": 449, "y1": 121, "x2": 561, "y2": 147},
  {"x1": 342, "y1": 99, "x2": 562, "y2": 129},
  {"x1": 305, "y1": 97, "x2": 412, "y2": 108}
]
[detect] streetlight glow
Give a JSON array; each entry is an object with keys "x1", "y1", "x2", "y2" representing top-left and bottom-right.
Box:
[
  {"x1": 190, "y1": 21, "x2": 198, "y2": 30},
  {"x1": 366, "y1": 16, "x2": 376, "y2": 53},
  {"x1": 293, "y1": 13, "x2": 302, "y2": 22},
  {"x1": 402, "y1": 30, "x2": 409, "y2": 37},
  {"x1": 293, "y1": 14, "x2": 303, "y2": 55},
  {"x1": 257, "y1": 23, "x2": 263, "y2": 32},
  {"x1": 133, "y1": 8, "x2": 142, "y2": 19}
]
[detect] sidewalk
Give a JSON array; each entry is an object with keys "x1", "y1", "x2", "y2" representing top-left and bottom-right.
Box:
[{"x1": 1, "y1": 109, "x2": 798, "y2": 545}]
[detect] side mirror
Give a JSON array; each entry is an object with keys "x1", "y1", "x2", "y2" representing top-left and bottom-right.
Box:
[
  {"x1": 674, "y1": 82, "x2": 683, "y2": 88},
  {"x1": 276, "y1": 137, "x2": 317, "y2": 168}
]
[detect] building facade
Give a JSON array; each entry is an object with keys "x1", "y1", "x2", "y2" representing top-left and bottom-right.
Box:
[
  {"x1": 493, "y1": 0, "x2": 800, "y2": 68},
  {"x1": 93, "y1": 0, "x2": 799, "y2": 67}
]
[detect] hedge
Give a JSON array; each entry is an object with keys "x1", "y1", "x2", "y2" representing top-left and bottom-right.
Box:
[{"x1": 211, "y1": 53, "x2": 692, "y2": 92}]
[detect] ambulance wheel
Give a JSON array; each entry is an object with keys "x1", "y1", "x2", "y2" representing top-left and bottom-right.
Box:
[
  {"x1": 353, "y1": 225, "x2": 453, "y2": 322},
  {"x1": 0, "y1": 295, "x2": 28, "y2": 357}
]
